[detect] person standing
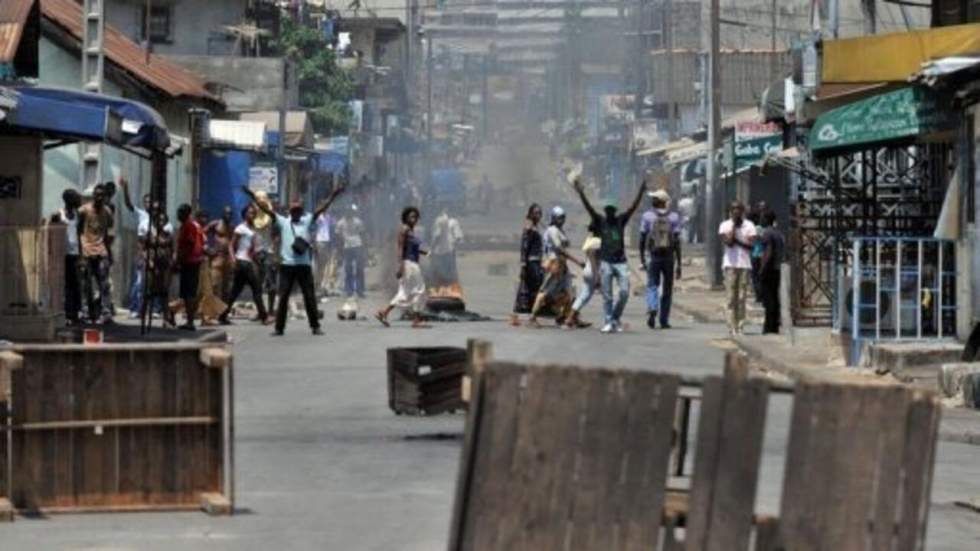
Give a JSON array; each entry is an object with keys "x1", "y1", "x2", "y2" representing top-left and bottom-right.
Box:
[
  {"x1": 314, "y1": 209, "x2": 340, "y2": 296},
  {"x1": 77, "y1": 184, "x2": 115, "y2": 324},
  {"x1": 511, "y1": 204, "x2": 544, "y2": 325},
  {"x1": 51, "y1": 189, "x2": 83, "y2": 325},
  {"x1": 527, "y1": 206, "x2": 581, "y2": 328},
  {"x1": 565, "y1": 222, "x2": 601, "y2": 329},
  {"x1": 143, "y1": 211, "x2": 175, "y2": 328},
  {"x1": 244, "y1": 186, "x2": 345, "y2": 336},
  {"x1": 120, "y1": 179, "x2": 171, "y2": 318},
  {"x1": 639, "y1": 190, "x2": 682, "y2": 330},
  {"x1": 719, "y1": 201, "x2": 758, "y2": 336},
  {"x1": 335, "y1": 204, "x2": 367, "y2": 299},
  {"x1": 758, "y1": 210, "x2": 784, "y2": 334},
  {"x1": 749, "y1": 201, "x2": 768, "y2": 302},
  {"x1": 251, "y1": 191, "x2": 279, "y2": 315},
  {"x1": 175, "y1": 204, "x2": 206, "y2": 331},
  {"x1": 572, "y1": 178, "x2": 647, "y2": 333},
  {"x1": 376, "y1": 207, "x2": 428, "y2": 328},
  {"x1": 218, "y1": 206, "x2": 269, "y2": 325},
  {"x1": 429, "y1": 206, "x2": 464, "y2": 289},
  {"x1": 206, "y1": 206, "x2": 235, "y2": 305}
]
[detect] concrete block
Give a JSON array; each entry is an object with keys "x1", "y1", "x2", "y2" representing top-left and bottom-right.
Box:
[
  {"x1": 869, "y1": 342, "x2": 963, "y2": 376},
  {"x1": 938, "y1": 363, "x2": 980, "y2": 398},
  {"x1": 964, "y1": 373, "x2": 980, "y2": 410}
]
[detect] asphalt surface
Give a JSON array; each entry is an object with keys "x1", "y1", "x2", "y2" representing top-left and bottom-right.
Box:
[{"x1": 4, "y1": 249, "x2": 980, "y2": 550}]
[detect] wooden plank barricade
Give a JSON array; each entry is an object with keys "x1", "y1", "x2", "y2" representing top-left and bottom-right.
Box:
[
  {"x1": 0, "y1": 343, "x2": 234, "y2": 519},
  {"x1": 449, "y1": 350, "x2": 941, "y2": 551}
]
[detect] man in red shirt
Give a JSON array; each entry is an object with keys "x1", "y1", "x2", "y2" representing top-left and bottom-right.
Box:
[{"x1": 176, "y1": 203, "x2": 205, "y2": 330}]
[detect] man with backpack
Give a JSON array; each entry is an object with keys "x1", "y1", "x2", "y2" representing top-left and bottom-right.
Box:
[{"x1": 640, "y1": 189, "x2": 682, "y2": 329}]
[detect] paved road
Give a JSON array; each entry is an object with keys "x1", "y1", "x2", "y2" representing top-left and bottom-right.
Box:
[{"x1": 4, "y1": 250, "x2": 979, "y2": 550}]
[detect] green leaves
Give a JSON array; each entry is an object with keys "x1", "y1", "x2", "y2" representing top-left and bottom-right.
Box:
[{"x1": 275, "y1": 18, "x2": 355, "y2": 135}]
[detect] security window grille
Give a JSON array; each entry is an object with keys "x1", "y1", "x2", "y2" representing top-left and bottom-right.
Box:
[{"x1": 142, "y1": 6, "x2": 173, "y2": 44}]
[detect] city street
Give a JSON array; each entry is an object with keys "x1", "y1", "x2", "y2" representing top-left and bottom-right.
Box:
[{"x1": 2, "y1": 250, "x2": 979, "y2": 550}]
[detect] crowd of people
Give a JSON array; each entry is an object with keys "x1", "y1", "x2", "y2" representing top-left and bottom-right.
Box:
[{"x1": 49, "y1": 172, "x2": 783, "y2": 339}]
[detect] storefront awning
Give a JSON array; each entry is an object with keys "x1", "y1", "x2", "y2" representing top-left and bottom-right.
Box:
[
  {"x1": 636, "y1": 137, "x2": 696, "y2": 158},
  {"x1": 665, "y1": 141, "x2": 708, "y2": 167},
  {"x1": 823, "y1": 23, "x2": 980, "y2": 84},
  {"x1": 0, "y1": 86, "x2": 170, "y2": 151},
  {"x1": 809, "y1": 86, "x2": 955, "y2": 154}
]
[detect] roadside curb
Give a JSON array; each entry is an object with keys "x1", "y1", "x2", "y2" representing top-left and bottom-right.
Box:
[
  {"x1": 673, "y1": 300, "x2": 725, "y2": 324},
  {"x1": 733, "y1": 336, "x2": 980, "y2": 446}
]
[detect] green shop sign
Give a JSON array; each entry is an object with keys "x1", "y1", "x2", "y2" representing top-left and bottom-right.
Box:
[
  {"x1": 810, "y1": 86, "x2": 955, "y2": 152},
  {"x1": 735, "y1": 134, "x2": 783, "y2": 170}
]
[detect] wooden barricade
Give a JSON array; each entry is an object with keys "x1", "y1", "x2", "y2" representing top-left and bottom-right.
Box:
[
  {"x1": 449, "y1": 362, "x2": 680, "y2": 550},
  {"x1": 449, "y1": 351, "x2": 941, "y2": 551},
  {"x1": 0, "y1": 343, "x2": 234, "y2": 519}
]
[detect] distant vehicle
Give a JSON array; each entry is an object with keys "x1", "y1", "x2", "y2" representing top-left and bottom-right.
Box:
[{"x1": 426, "y1": 168, "x2": 467, "y2": 213}]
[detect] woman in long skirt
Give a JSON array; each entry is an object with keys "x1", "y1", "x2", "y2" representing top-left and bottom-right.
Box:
[
  {"x1": 376, "y1": 207, "x2": 428, "y2": 328},
  {"x1": 511, "y1": 204, "x2": 544, "y2": 325}
]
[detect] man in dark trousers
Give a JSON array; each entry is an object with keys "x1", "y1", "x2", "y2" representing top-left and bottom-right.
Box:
[
  {"x1": 639, "y1": 189, "x2": 682, "y2": 329},
  {"x1": 175, "y1": 203, "x2": 205, "y2": 330},
  {"x1": 51, "y1": 189, "x2": 83, "y2": 325},
  {"x1": 758, "y1": 209, "x2": 785, "y2": 334},
  {"x1": 77, "y1": 184, "x2": 115, "y2": 324},
  {"x1": 244, "y1": 185, "x2": 345, "y2": 336}
]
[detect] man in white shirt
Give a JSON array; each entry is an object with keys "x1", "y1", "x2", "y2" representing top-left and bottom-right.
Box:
[
  {"x1": 718, "y1": 201, "x2": 757, "y2": 336},
  {"x1": 51, "y1": 189, "x2": 83, "y2": 325},
  {"x1": 335, "y1": 204, "x2": 367, "y2": 299},
  {"x1": 314, "y1": 211, "x2": 340, "y2": 296}
]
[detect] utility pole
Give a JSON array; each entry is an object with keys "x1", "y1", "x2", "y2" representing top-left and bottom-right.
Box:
[
  {"x1": 665, "y1": 0, "x2": 675, "y2": 139},
  {"x1": 829, "y1": 0, "x2": 840, "y2": 38},
  {"x1": 704, "y1": 0, "x2": 722, "y2": 288},
  {"x1": 425, "y1": 33, "x2": 433, "y2": 184},
  {"x1": 278, "y1": 59, "x2": 288, "y2": 197},
  {"x1": 769, "y1": 0, "x2": 777, "y2": 83},
  {"x1": 80, "y1": 0, "x2": 105, "y2": 190},
  {"x1": 481, "y1": 53, "x2": 489, "y2": 142}
]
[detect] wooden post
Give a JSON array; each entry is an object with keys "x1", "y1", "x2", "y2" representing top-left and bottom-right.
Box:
[
  {"x1": 199, "y1": 347, "x2": 234, "y2": 516},
  {"x1": 0, "y1": 351, "x2": 22, "y2": 521},
  {"x1": 462, "y1": 339, "x2": 493, "y2": 403}
]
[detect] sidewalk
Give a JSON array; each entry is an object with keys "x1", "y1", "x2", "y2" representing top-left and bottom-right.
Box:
[{"x1": 672, "y1": 256, "x2": 980, "y2": 446}]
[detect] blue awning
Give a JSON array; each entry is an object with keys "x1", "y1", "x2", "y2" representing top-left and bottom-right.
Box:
[
  {"x1": 313, "y1": 150, "x2": 348, "y2": 175},
  {"x1": 0, "y1": 87, "x2": 170, "y2": 151}
]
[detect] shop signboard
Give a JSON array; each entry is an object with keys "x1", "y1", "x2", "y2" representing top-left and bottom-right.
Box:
[{"x1": 810, "y1": 86, "x2": 955, "y2": 153}]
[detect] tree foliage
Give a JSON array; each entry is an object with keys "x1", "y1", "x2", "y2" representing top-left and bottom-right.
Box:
[{"x1": 275, "y1": 17, "x2": 354, "y2": 135}]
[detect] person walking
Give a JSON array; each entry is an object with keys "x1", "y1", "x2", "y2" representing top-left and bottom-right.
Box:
[
  {"x1": 51, "y1": 189, "x2": 83, "y2": 326},
  {"x1": 244, "y1": 186, "x2": 345, "y2": 336},
  {"x1": 527, "y1": 206, "x2": 581, "y2": 328},
  {"x1": 565, "y1": 222, "x2": 601, "y2": 329},
  {"x1": 572, "y1": 178, "x2": 647, "y2": 333},
  {"x1": 511, "y1": 204, "x2": 544, "y2": 326},
  {"x1": 175, "y1": 204, "x2": 206, "y2": 331},
  {"x1": 376, "y1": 207, "x2": 429, "y2": 328},
  {"x1": 218, "y1": 205, "x2": 269, "y2": 325},
  {"x1": 758, "y1": 209, "x2": 785, "y2": 334},
  {"x1": 335, "y1": 204, "x2": 367, "y2": 299},
  {"x1": 77, "y1": 184, "x2": 115, "y2": 324},
  {"x1": 719, "y1": 201, "x2": 758, "y2": 336},
  {"x1": 639, "y1": 189, "x2": 683, "y2": 329}
]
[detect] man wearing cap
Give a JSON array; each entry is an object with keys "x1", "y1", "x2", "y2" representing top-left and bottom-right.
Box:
[
  {"x1": 572, "y1": 178, "x2": 647, "y2": 333},
  {"x1": 244, "y1": 186, "x2": 345, "y2": 336},
  {"x1": 640, "y1": 189, "x2": 683, "y2": 329}
]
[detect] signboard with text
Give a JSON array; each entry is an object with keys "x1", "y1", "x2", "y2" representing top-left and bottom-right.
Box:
[
  {"x1": 248, "y1": 165, "x2": 278, "y2": 195},
  {"x1": 734, "y1": 122, "x2": 782, "y2": 170}
]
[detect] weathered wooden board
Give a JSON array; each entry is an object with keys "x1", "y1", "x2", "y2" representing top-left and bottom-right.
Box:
[
  {"x1": 0, "y1": 344, "x2": 233, "y2": 515},
  {"x1": 685, "y1": 352, "x2": 770, "y2": 551},
  {"x1": 778, "y1": 381, "x2": 940, "y2": 551},
  {"x1": 449, "y1": 362, "x2": 680, "y2": 551}
]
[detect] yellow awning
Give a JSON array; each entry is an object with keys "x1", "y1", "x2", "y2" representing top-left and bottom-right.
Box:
[{"x1": 823, "y1": 23, "x2": 980, "y2": 83}]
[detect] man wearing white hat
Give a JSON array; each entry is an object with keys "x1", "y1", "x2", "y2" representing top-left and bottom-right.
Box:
[{"x1": 640, "y1": 189, "x2": 683, "y2": 329}]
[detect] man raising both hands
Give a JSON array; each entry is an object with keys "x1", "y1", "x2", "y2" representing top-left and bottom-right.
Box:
[
  {"x1": 571, "y1": 177, "x2": 647, "y2": 334},
  {"x1": 243, "y1": 185, "x2": 345, "y2": 336},
  {"x1": 718, "y1": 201, "x2": 757, "y2": 336}
]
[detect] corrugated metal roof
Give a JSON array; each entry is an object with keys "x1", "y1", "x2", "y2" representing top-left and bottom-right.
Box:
[
  {"x1": 40, "y1": 0, "x2": 219, "y2": 105},
  {"x1": 0, "y1": 0, "x2": 35, "y2": 64}
]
